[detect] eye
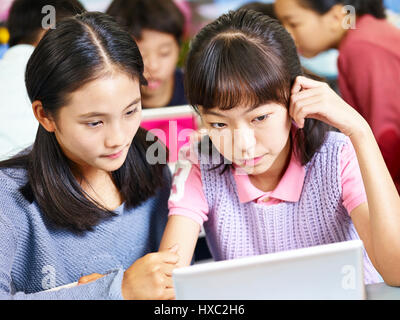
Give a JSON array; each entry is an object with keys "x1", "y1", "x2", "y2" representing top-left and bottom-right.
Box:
[
  {"x1": 253, "y1": 114, "x2": 269, "y2": 123},
  {"x1": 160, "y1": 50, "x2": 172, "y2": 57},
  {"x1": 288, "y1": 22, "x2": 300, "y2": 28},
  {"x1": 87, "y1": 121, "x2": 103, "y2": 128},
  {"x1": 210, "y1": 122, "x2": 227, "y2": 129},
  {"x1": 125, "y1": 108, "x2": 138, "y2": 116}
]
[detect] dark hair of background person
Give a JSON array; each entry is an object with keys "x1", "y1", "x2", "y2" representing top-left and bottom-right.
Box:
[
  {"x1": 298, "y1": 0, "x2": 386, "y2": 19},
  {"x1": 6, "y1": 0, "x2": 85, "y2": 47},
  {"x1": 238, "y1": 2, "x2": 337, "y2": 93},
  {"x1": 238, "y1": 1, "x2": 278, "y2": 20},
  {"x1": 106, "y1": 0, "x2": 185, "y2": 45},
  {"x1": 0, "y1": 12, "x2": 168, "y2": 233},
  {"x1": 185, "y1": 9, "x2": 332, "y2": 172}
]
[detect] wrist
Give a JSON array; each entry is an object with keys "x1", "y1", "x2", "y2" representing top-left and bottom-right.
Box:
[{"x1": 348, "y1": 118, "x2": 373, "y2": 145}]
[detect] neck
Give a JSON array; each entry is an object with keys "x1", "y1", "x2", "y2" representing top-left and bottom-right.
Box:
[
  {"x1": 332, "y1": 26, "x2": 350, "y2": 50},
  {"x1": 249, "y1": 137, "x2": 292, "y2": 192},
  {"x1": 71, "y1": 163, "x2": 123, "y2": 210}
]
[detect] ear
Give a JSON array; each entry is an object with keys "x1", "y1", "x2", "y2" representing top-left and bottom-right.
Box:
[
  {"x1": 325, "y1": 4, "x2": 348, "y2": 32},
  {"x1": 32, "y1": 100, "x2": 56, "y2": 132}
]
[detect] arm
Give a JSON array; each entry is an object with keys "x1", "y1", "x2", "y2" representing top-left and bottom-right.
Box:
[
  {"x1": 158, "y1": 146, "x2": 209, "y2": 267},
  {"x1": 159, "y1": 215, "x2": 200, "y2": 267},
  {"x1": 349, "y1": 125, "x2": 400, "y2": 285},
  {"x1": 290, "y1": 76, "x2": 400, "y2": 286}
]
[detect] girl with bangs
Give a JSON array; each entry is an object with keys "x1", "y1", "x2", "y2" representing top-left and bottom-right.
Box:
[{"x1": 159, "y1": 9, "x2": 400, "y2": 286}]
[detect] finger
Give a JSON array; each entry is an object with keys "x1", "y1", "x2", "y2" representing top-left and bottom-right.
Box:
[
  {"x1": 292, "y1": 76, "x2": 325, "y2": 94},
  {"x1": 290, "y1": 95, "x2": 322, "y2": 120},
  {"x1": 78, "y1": 273, "x2": 104, "y2": 284},
  {"x1": 293, "y1": 98, "x2": 322, "y2": 128},
  {"x1": 291, "y1": 86, "x2": 324, "y2": 104},
  {"x1": 162, "y1": 263, "x2": 178, "y2": 277},
  {"x1": 164, "y1": 288, "x2": 176, "y2": 300},
  {"x1": 163, "y1": 275, "x2": 175, "y2": 289},
  {"x1": 291, "y1": 95, "x2": 322, "y2": 116}
]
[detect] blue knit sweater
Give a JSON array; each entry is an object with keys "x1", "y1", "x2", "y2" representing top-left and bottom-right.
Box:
[{"x1": 0, "y1": 166, "x2": 170, "y2": 299}]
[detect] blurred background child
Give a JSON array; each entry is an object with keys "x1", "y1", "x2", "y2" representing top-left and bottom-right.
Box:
[
  {"x1": 0, "y1": 0, "x2": 85, "y2": 160},
  {"x1": 106, "y1": 0, "x2": 188, "y2": 109},
  {"x1": 274, "y1": 0, "x2": 400, "y2": 194}
]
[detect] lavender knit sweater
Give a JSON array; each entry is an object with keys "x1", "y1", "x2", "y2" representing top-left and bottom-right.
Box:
[
  {"x1": 199, "y1": 131, "x2": 382, "y2": 284},
  {"x1": 0, "y1": 166, "x2": 170, "y2": 299}
]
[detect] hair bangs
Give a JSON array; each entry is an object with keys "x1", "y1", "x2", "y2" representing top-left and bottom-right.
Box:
[{"x1": 187, "y1": 33, "x2": 291, "y2": 112}]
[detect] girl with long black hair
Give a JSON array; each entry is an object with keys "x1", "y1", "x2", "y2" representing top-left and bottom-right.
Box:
[{"x1": 0, "y1": 12, "x2": 177, "y2": 299}]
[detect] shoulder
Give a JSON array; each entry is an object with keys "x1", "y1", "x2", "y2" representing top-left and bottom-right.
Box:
[
  {"x1": 318, "y1": 131, "x2": 349, "y2": 152},
  {"x1": 174, "y1": 68, "x2": 184, "y2": 80},
  {"x1": 0, "y1": 166, "x2": 29, "y2": 191},
  {"x1": 339, "y1": 18, "x2": 400, "y2": 63},
  {"x1": 0, "y1": 167, "x2": 32, "y2": 239}
]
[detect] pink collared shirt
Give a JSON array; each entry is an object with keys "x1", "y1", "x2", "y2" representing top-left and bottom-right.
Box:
[{"x1": 168, "y1": 138, "x2": 367, "y2": 226}]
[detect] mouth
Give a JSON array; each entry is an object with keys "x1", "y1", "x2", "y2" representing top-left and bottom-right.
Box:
[
  {"x1": 102, "y1": 148, "x2": 125, "y2": 160},
  {"x1": 237, "y1": 154, "x2": 265, "y2": 167},
  {"x1": 146, "y1": 79, "x2": 162, "y2": 90}
]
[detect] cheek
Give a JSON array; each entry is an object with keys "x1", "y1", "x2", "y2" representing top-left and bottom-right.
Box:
[
  {"x1": 258, "y1": 116, "x2": 291, "y2": 152},
  {"x1": 209, "y1": 131, "x2": 234, "y2": 160}
]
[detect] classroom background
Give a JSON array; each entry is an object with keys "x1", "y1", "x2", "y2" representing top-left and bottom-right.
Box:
[{"x1": 1, "y1": 0, "x2": 400, "y2": 73}]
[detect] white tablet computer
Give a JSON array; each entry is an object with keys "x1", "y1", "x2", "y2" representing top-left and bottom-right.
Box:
[{"x1": 173, "y1": 240, "x2": 366, "y2": 300}]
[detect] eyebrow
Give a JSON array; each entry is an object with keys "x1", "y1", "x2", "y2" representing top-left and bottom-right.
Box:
[
  {"x1": 202, "y1": 105, "x2": 268, "y2": 118},
  {"x1": 79, "y1": 98, "x2": 141, "y2": 118}
]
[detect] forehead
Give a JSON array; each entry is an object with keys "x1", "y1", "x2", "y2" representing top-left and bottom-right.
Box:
[
  {"x1": 136, "y1": 29, "x2": 178, "y2": 48},
  {"x1": 275, "y1": 0, "x2": 315, "y2": 19},
  {"x1": 63, "y1": 73, "x2": 141, "y2": 115}
]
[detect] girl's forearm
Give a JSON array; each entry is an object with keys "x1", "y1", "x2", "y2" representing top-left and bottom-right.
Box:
[
  {"x1": 159, "y1": 215, "x2": 201, "y2": 267},
  {"x1": 350, "y1": 121, "x2": 400, "y2": 283}
]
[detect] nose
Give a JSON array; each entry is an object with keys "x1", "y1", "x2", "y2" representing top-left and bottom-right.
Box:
[
  {"x1": 144, "y1": 54, "x2": 159, "y2": 74},
  {"x1": 104, "y1": 122, "x2": 125, "y2": 149},
  {"x1": 233, "y1": 126, "x2": 257, "y2": 159}
]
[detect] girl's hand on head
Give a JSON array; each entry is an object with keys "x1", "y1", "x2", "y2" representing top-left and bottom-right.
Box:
[
  {"x1": 289, "y1": 76, "x2": 369, "y2": 137},
  {"x1": 121, "y1": 245, "x2": 179, "y2": 300}
]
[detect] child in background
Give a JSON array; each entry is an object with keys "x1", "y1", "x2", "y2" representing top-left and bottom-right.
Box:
[
  {"x1": 238, "y1": 1, "x2": 278, "y2": 19},
  {"x1": 106, "y1": 0, "x2": 188, "y2": 109},
  {"x1": 159, "y1": 9, "x2": 400, "y2": 285},
  {"x1": 274, "y1": 0, "x2": 400, "y2": 193},
  {"x1": 0, "y1": 12, "x2": 178, "y2": 300},
  {"x1": 0, "y1": 0, "x2": 85, "y2": 160}
]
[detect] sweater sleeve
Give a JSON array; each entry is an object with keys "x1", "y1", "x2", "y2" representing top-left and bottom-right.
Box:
[{"x1": 0, "y1": 213, "x2": 124, "y2": 300}]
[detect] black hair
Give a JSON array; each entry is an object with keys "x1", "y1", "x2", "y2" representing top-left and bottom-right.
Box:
[
  {"x1": 6, "y1": 0, "x2": 85, "y2": 47},
  {"x1": 185, "y1": 9, "x2": 331, "y2": 169},
  {"x1": 298, "y1": 0, "x2": 386, "y2": 19},
  {"x1": 238, "y1": 1, "x2": 278, "y2": 20},
  {"x1": 106, "y1": 0, "x2": 185, "y2": 44},
  {"x1": 0, "y1": 12, "x2": 168, "y2": 233}
]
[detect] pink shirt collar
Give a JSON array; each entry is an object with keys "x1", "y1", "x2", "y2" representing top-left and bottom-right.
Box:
[{"x1": 232, "y1": 149, "x2": 305, "y2": 204}]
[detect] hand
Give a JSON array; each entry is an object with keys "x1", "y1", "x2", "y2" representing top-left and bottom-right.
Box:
[
  {"x1": 289, "y1": 76, "x2": 368, "y2": 137},
  {"x1": 78, "y1": 273, "x2": 104, "y2": 285},
  {"x1": 121, "y1": 245, "x2": 179, "y2": 300}
]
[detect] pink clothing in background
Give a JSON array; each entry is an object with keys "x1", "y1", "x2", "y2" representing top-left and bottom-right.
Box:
[
  {"x1": 168, "y1": 138, "x2": 367, "y2": 226},
  {"x1": 338, "y1": 14, "x2": 400, "y2": 193}
]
